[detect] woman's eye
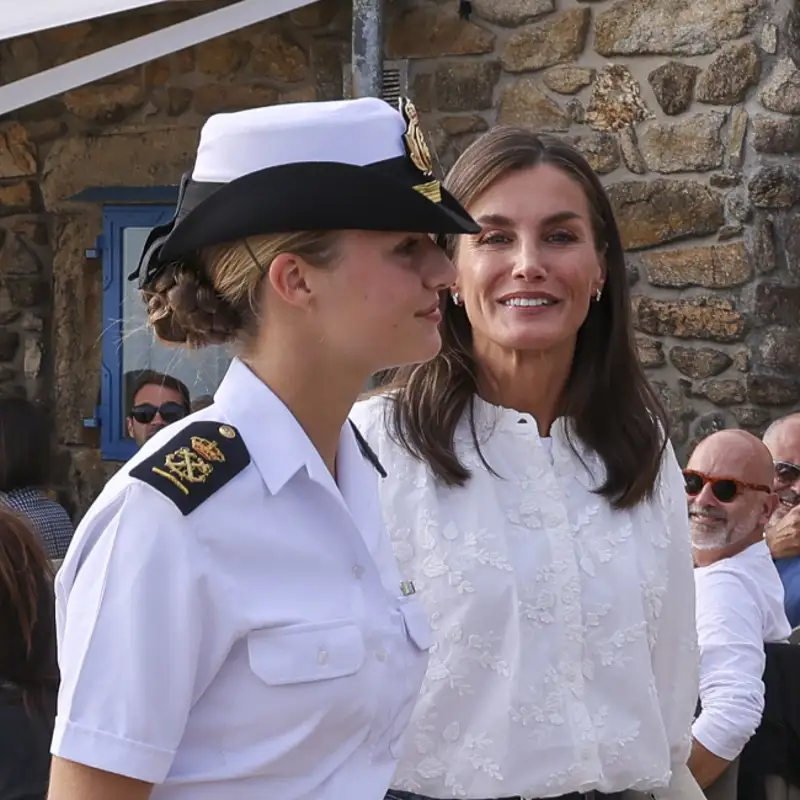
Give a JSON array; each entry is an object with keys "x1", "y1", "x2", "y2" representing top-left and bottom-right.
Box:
[
  {"x1": 396, "y1": 238, "x2": 421, "y2": 256},
  {"x1": 478, "y1": 231, "x2": 511, "y2": 245},
  {"x1": 547, "y1": 230, "x2": 578, "y2": 244}
]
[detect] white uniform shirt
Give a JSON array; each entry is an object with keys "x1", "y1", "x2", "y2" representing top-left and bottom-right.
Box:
[
  {"x1": 693, "y1": 540, "x2": 791, "y2": 761},
  {"x1": 350, "y1": 394, "x2": 699, "y2": 799},
  {"x1": 52, "y1": 358, "x2": 434, "y2": 800}
]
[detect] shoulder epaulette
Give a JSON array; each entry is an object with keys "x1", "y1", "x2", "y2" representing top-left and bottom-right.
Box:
[
  {"x1": 129, "y1": 421, "x2": 250, "y2": 516},
  {"x1": 349, "y1": 420, "x2": 387, "y2": 478}
]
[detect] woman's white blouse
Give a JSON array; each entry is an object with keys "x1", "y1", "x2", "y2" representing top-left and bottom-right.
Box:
[
  {"x1": 350, "y1": 394, "x2": 699, "y2": 799},
  {"x1": 52, "y1": 359, "x2": 433, "y2": 800}
]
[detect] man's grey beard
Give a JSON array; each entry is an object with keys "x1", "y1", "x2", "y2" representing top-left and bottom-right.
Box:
[{"x1": 689, "y1": 502, "x2": 760, "y2": 552}]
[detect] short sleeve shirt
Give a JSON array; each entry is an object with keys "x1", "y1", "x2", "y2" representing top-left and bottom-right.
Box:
[{"x1": 52, "y1": 358, "x2": 433, "y2": 800}]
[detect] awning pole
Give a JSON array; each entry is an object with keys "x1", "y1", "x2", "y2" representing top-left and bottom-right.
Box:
[{"x1": 351, "y1": 0, "x2": 384, "y2": 99}]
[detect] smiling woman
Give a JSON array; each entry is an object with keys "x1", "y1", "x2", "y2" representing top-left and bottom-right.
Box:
[{"x1": 351, "y1": 127, "x2": 699, "y2": 800}]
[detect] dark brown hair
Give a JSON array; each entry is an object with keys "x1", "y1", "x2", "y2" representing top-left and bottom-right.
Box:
[
  {"x1": 0, "y1": 397, "x2": 52, "y2": 492},
  {"x1": 127, "y1": 369, "x2": 191, "y2": 413},
  {"x1": 0, "y1": 508, "x2": 57, "y2": 716},
  {"x1": 381, "y1": 127, "x2": 668, "y2": 509}
]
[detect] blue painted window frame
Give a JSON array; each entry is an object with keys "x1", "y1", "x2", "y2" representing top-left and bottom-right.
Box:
[{"x1": 99, "y1": 201, "x2": 176, "y2": 461}]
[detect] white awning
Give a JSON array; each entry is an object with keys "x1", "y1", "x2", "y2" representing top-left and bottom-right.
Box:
[
  {"x1": 0, "y1": 0, "x2": 316, "y2": 115},
  {"x1": 0, "y1": 0, "x2": 170, "y2": 41}
]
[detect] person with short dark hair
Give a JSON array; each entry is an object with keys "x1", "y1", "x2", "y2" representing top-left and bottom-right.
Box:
[
  {"x1": 352, "y1": 128, "x2": 699, "y2": 800},
  {"x1": 126, "y1": 371, "x2": 191, "y2": 447},
  {"x1": 0, "y1": 397, "x2": 73, "y2": 560},
  {"x1": 0, "y1": 507, "x2": 59, "y2": 800}
]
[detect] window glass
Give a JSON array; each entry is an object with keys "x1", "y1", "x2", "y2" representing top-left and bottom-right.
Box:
[{"x1": 120, "y1": 226, "x2": 233, "y2": 432}]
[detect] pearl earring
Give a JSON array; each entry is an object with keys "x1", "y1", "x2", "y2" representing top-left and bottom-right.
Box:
[
  {"x1": 452, "y1": 291, "x2": 461, "y2": 305},
  {"x1": 594, "y1": 287, "x2": 603, "y2": 302}
]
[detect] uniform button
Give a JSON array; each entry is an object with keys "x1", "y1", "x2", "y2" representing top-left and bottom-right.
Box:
[
  {"x1": 317, "y1": 648, "x2": 329, "y2": 665},
  {"x1": 352, "y1": 564, "x2": 365, "y2": 579},
  {"x1": 375, "y1": 649, "x2": 388, "y2": 662}
]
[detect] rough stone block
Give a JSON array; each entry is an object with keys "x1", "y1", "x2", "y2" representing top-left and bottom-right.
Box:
[
  {"x1": 570, "y1": 133, "x2": 620, "y2": 174},
  {"x1": 647, "y1": 61, "x2": 700, "y2": 116},
  {"x1": 251, "y1": 33, "x2": 309, "y2": 82},
  {"x1": 195, "y1": 34, "x2": 251, "y2": 76},
  {"x1": 747, "y1": 375, "x2": 800, "y2": 406},
  {"x1": 0, "y1": 182, "x2": 37, "y2": 216},
  {"x1": 669, "y1": 346, "x2": 732, "y2": 379},
  {"x1": 502, "y1": 9, "x2": 590, "y2": 73},
  {"x1": 471, "y1": 0, "x2": 554, "y2": 27},
  {"x1": 748, "y1": 166, "x2": 800, "y2": 209},
  {"x1": 607, "y1": 180, "x2": 723, "y2": 251},
  {"x1": 42, "y1": 126, "x2": 200, "y2": 209},
  {"x1": 194, "y1": 84, "x2": 280, "y2": 115},
  {"x1": 752, "y1": 116, "x2": 800, "y2": 154},
  {"x1": 760, "y1": 59, "x2": 800, "y2": 115},
  {"x1": 0, "y1": 123, "x2": 37, "y2": 178},
  {"x1": 585, "y1": 65, "x2": 652, "y2": 132},
  {"x1": 694, "y1": 379, "x2": 746, "y2": 406},
  {"x1": 635, "y1": 335, "x2": 665, "y2": 368},
  {"x1": 387, "y1": 8, "x2": 495, "y2": 59},
  {"x1": 595, "y1": 0, "x2": 758, "y2": 57},
  {"x1": 498, "y1": 78, "x2": 569, "y2": 131},
  {"x1": 64, "y1": 83, "x2": 145, "y2": 124},
  {"x1": 632, "y1": 296, "x2": 745, "y2": 342},
  {"x1": 754, "y1": 283, "x2": 800, "y2": 327},
  {"x1": 639, "y1": 111, "x2": 726, "y2": 173},
  {"x1": 435, "y1": 61, "x2": 501, "y2": 111},
  {"x1": 696, "y1": 41, "x2": 761, "y2": 105},
  {"x1": 756, "y1": 327, "x2": 800, "y2": 373},
  {"x1": 642, "y1": 242, "x2": 751, "y2": 289},
  {"x1": 543, "y1": 66, "x2": 595, "y2": 95}
]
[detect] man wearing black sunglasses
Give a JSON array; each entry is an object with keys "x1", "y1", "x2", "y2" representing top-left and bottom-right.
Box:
[
  {"x1": 763, "y1": 412, "x2": 800, "y2": 628},
  {"x1": 684, "y1": 430, "x2": 791, "y2": 796},
  {"x1": 126, "y1": 370, "x2": 191, "y2": 448}
]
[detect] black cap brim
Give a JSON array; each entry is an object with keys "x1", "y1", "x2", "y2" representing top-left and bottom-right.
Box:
[{"x1": 160, "y1": 159, "x2": 477, "y2": 262}]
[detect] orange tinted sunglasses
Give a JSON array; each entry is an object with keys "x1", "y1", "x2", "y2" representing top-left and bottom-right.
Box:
[{"x1": 683, "y1": 470, "x2": 772, "y2": 503}]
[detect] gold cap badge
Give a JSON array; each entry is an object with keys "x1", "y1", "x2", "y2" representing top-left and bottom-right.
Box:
[{"x1": 399, "y1": 97, "x2": 434, "y2": 178}]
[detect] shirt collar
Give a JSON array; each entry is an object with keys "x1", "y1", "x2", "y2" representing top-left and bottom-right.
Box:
[{"x1": 213, "y1": 358, "x2": 381, "y2": 501}]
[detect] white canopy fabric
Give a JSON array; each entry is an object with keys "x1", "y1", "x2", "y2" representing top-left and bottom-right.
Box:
[
  {"x1": 0, "y1": 0, "x2": 316, "y2": 115},
  {"x1": 0, "y1": 0, "x2": 168, "y2": 41}
]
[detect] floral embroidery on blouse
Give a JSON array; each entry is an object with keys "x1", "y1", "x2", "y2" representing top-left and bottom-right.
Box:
[{"x1": 349, "y1": 395, "x2": 699, "y2": 799}]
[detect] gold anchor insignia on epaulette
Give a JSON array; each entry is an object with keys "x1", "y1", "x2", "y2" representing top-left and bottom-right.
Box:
[
  {"x1": 151, "y1": 436, "x2": 226, "y2": 495},
  {"x1": 399, "y1": 97, "x2": 442, "y2": 204}
]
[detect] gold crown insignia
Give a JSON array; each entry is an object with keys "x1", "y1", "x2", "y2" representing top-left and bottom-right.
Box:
[{"x1": 190, "y1": 436, "x2": 225, "y2": 463}]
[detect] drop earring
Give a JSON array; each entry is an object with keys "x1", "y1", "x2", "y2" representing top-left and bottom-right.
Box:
[
  {"x1": 452, "y1": 291, "x2": 461, "y2": 306},
  {"x1": 594, "y1": 287, "x2": 603, "y2": 302}
]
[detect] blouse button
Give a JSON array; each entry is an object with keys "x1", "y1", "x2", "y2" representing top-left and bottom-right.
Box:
[
  {"x1": 317, "y1": 648, "x2": 329, "y2": 665},
  {"x1": 375, "y1": 649, "x2": 388, "y2": 662},
  {"x1": 352, "y1": 564, "x2": 365, "y2": 579}
]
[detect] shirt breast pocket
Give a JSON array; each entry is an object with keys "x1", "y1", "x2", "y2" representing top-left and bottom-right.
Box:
[
  {"x1": 247, "y1": 619, "x2": 366, "y2": 685},
  {"x1": 244, "y1": 619, "x2": 377, "y2": 771}
]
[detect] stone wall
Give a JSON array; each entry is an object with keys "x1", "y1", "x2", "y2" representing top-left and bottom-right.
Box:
[
  {"x1": 396, "y1": 0, "x2": 800, "y2": 456},
  {"x1": 0, "y1": 0, "x2": 797, "y2": 516}
]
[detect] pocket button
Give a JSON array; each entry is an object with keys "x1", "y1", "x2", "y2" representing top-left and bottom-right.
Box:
[{"x1": 316, "y1": 647, "x2": 329, "y2": 665}]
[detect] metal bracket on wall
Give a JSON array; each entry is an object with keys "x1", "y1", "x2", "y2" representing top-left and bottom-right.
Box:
[{"x1": 343, "y1": 59, "x2": 409, "y2": 105}]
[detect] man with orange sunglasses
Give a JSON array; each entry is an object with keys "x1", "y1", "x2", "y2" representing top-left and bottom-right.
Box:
[{"x1": 684, "y1": 429, "x2": 791, "y2": 797}]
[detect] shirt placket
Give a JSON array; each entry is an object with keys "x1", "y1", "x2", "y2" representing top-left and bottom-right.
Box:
[{"x1": 544, "y1": 452, "x2": 599, "y2": 779}]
